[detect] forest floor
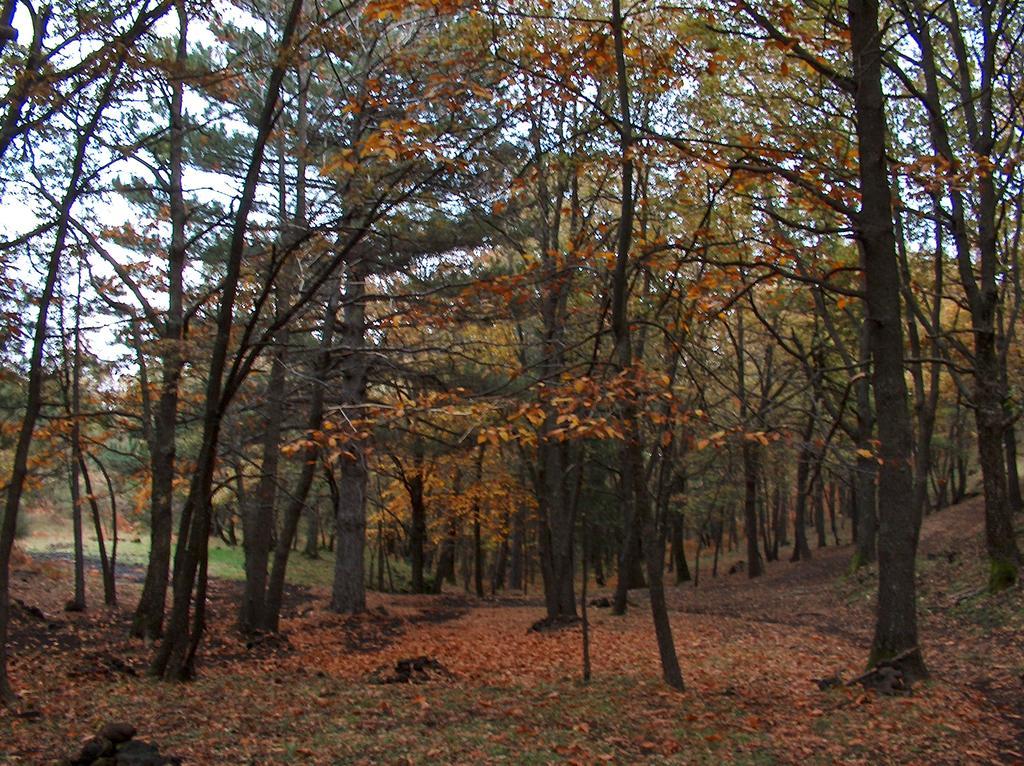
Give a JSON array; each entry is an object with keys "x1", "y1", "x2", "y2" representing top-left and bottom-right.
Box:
[{"x1": 2, "y1": 497, "x2": 1022, "y2": 765}]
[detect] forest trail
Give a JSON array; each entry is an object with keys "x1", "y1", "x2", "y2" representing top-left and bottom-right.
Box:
[{"x1": 3, "y1": 496, "x2": 1022, "y2": 765}]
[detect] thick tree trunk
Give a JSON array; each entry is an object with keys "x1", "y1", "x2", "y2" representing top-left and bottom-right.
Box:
[
  {"x1": 849, "y1": 0, "x2": 926, "y2": 676},
  {"x1": 1005, "y1": 424, "x2": 1022, "y2": 513},
  {"x1": 332, "y1": 455, "x2": 368, "y2": 613},
  {"x1": 331, "y1": 259, "x2": 370, "y2": 615},
  {"x1": 536, "y1": 440, "x2": 577, "y2": 619}
]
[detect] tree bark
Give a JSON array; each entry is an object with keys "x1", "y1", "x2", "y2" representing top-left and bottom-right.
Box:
[
  {"x1": 331, "y1": 258, "x2": 370, "y2": 615},
  {"x1": 151, "y1": 0, "x2": 304, "y2": 681},
  {"x1": 263, "y1": 280, "x2": 338, "y2": 632},
  {"x1": 67, "y1": 284, "x2": 86, "y2": 611},
  {"x1": 791, "y1": 414, "x2": 814, "y2": 562},
  {"x1": 1005, "y1": 424, "x2": 1022, "y2": 512},
  {"x1": 742, "y1": 443, "x2": 764, "y2": 576},
  {"x1": 132, "y1": 0, "x2": 188, "y2": 640},
  {"x1": 849, "y1": 0, "x2": 926, "y2": 676},
  {"x1": 508, "y1": 505, "x2": 525, "y2": 591},
  {"x1": 1, "y1": 60, "x2": 123, "y2": 700},
  {"x1": 608, "y1": 0, "x2": 683, "y2": 689}
]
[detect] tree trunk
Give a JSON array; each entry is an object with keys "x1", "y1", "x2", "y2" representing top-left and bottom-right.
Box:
[
  {"x1": 508, "y1": 506, "x2": 525, "y2": 591},
  {"x1": 407, "y1": 441, "x2": 427, "y2": 594},
  {"x1": 433, "y1": 515, "x2": 457, "y2": 593},
  {"x1": 331, "y1": 258, "x2": 370, "y2": 615},
  {"x1": 332, "y1": 454, "x2": 368, "y2": 613},
  {"x1": 814, "y1": 474, "x2": 827, "y2": 548},
  {"x1": 1006, "y1": 424, "x2": 1022, "y2": 513},
  {"x1": 132, "y1": 1, "x2": 188, "y2": 640},
  {"x1": 791, "y1": 416, "x2": 814, "y2": 562},
  {"x1": 536, "y1": 440, "x2": 577, "y2": 619},
  {"x1": 1, "y1": 61, "x2": 122, "y2": 699},
  {"x1": 90, "y1": 454, "x2": 119, "y2": 606},
  {"x1": 263, "y1": 280, "x2": 338, "y2": 631},
  {"x1": 239, "y1": 324, "x2": 289, "y2": 632},
  {"x1": 773, "y1": 480, "x2": 787, "y2": 555},
  {"x1": 67, "y1": 285, "x2": 86, "y2": 612},
  {"x1": 490, "y1": 526, "x2": 508, "y2": 594},
  {"x1": 80, "y1": 456, "x2": 115, "y2": 606},
  {"x1": 849, "y1": 0, "x2": 926, "y2": 676},
  {"x1": 711, "y1": 515, "x2": 723, "y2": 577},
  {"x1": 670, "y1": 512, "x2": 690, "y2": 584},
  {"x1": 612, "y1": 508, "x2": 646, "y2": 614},
  {"x1": 151, "y1": 0, "x2": 304, "y2": 681},
  {"x1": 851, "y1": 320, "x2": 878, "y2": 568},
  {"x1": 742, "y1": 442, "x2": 764, "y2": 577},
  {"x1": 303, "y1": 506, "x2": 319, "y2": 558}
]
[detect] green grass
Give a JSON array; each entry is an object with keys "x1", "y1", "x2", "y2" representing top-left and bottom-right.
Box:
[{"x1": 17, "y1": 519, "x2": 421, "y2": 593}]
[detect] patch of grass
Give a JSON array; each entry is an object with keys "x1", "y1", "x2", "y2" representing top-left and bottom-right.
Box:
[
  {"x1": 950, "y1": 588, "x2": 1024, "y2": 631},
  {"x1": 17, "y1": 525, "x2": 419, "y2": 594}
]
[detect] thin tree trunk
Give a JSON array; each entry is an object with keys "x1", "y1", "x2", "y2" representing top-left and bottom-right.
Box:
[
  {"x1": 90, "y1": 454, "x2": 119, "y2": 606},
  {"x1": 132, "y1": 0, "x2": 188, "y2": 640},
  {"x1": 406, "y1": 441, "x2": 427, "y2": 594},
  {"x1": 79, "y1": 455, "x2": 115, "y2": 606},
  {"x1": 67, "y1": 283, "x2": 86, "y2": 612},
  {"x1": 743, "y1": 443, "x2": 764, "y2": 576},
  {"x1": 671, "y1": 511, "x2": 690, "y2": 584},
  {"x1": 263, "y1": 279, "x2": 338, "y2": 632},
  {"x1": 151, "y1": 0, "x2": 304, "y2": 681},
  {"x1": 814, "y1": 474, "x2": 827, "y2": 548},
  {"x1": 1, "y1": 61, "x2": 122, "y2": 700},
  {"x1": 712, "y1": 516, "x2": 723, "y2": 577},
  {"x1": 791, "y1": 415, "x2": 814, "y2": 562},
  {"x1": 508, "y1": 506, "x2": 525, "y2": 591}
]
